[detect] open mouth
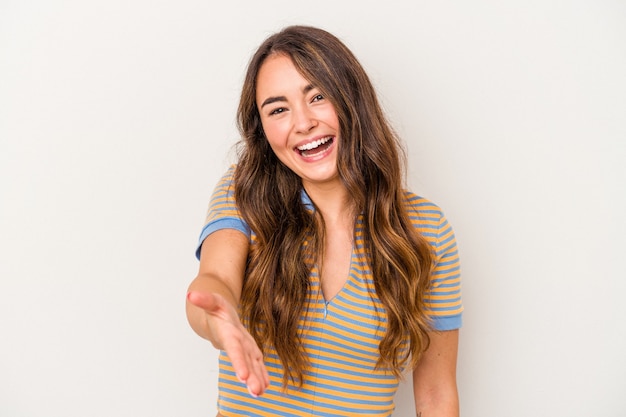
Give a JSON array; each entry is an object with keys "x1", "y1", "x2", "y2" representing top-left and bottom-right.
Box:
[{"x1": 296, "y1": 136, "x2": 334, "y2": 157}]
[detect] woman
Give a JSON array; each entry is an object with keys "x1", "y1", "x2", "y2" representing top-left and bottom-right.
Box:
[{"x1": 186, "y1": 25, "x2": 462, "y2": 416}]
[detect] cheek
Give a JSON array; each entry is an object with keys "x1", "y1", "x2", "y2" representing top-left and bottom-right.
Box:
[
  {"x1": 320, "y1": 107, "x2": 340, "y2": 129},
  {"x1": 261, "y1": 120, "x2": 287, "y2": 148}
]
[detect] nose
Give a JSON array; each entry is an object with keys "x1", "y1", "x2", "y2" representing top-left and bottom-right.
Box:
[{"x1": 293, "y1": 105, "x2": 318, "y2": 133}]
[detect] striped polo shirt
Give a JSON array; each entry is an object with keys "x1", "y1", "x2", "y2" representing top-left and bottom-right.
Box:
[{"x1": 196, "y1": 165, "x2": 462, "y2": 416}]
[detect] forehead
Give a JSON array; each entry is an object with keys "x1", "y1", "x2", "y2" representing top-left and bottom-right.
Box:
[{"x1": 256, "y1": 54, "x2": 311, "y2": 95}]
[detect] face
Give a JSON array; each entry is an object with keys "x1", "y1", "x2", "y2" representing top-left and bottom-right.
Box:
[{"x1": 256, "y1": 54, "x2": 340, "y2": 190}]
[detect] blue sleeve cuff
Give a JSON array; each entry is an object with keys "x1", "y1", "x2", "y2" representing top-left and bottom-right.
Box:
[
  {"x1": 195, "y1": 217, "x2": 250, "y2": 260},
  {"x1": 430, "y1": 313, "x2": 462, "y2": 331}
]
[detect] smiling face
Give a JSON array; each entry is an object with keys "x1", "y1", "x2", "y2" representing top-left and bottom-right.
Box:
[{"x1": 256, "y1": 54, "x2": 341, "y2": 190}]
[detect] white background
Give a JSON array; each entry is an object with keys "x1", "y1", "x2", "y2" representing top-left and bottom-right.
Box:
[{"x1": 1, "y1": 1, "x2": 625, "y2": 416}]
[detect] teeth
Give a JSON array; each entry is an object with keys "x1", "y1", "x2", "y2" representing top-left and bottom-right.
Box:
[{"x1": 297, "y1": 137, "x2": 331, "y2": 151}]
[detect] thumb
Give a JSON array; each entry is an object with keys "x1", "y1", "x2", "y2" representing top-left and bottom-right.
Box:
[{"x1": 187, "y1": 290, "x2": 222, "y2": 313}]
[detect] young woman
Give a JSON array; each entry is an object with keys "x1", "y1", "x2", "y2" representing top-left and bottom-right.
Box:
[{"x1": 186, "y1": 25, "x2": 463, "y2": 416}]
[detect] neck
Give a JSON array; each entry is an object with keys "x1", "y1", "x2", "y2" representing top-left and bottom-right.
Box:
[{"x1": 303, "y1": 181, "x2": 355, "y2": 225}]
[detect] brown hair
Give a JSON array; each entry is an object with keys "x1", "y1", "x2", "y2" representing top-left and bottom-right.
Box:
[{"x1": 233, "y1": 25, "x2": 433, "y2": 387}]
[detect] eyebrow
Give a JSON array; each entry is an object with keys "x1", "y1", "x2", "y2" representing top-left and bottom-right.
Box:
[
  {"x1": 260, "y1": 95, "x2": 285, "y2": 108},
  {"x1": 260, "y1": 84, "x2": 315, "y2": 108}
]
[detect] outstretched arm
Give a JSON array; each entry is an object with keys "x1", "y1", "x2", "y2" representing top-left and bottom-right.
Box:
[
  {"x1": 413, "y1": 329, "x2": 460, "y2": 417},
  {"x1": 186, "y1": 228, "x2": 270, "y2": 397}
]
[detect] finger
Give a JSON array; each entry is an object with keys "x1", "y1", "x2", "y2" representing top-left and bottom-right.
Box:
[
  {"x1": 221, "y1": 334, "x2": 253, "y2": 384},
  {"x1": 240, "y1": 337, "x2": 269, "y2": 396},
  {"x1": 261, "y1": 356, "x2": 271, "y2": 387},
  {"x1": 222, "y1": 334, "x2": 269, "y2": 396},
  {"x1": 248, "y1": 349, "x2": 270, "y2": 396}
]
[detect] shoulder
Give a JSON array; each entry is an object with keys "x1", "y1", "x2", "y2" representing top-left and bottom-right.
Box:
[
  {"x1": 196, "y1": 164, "x2": 248, "y2": 259},
  {"x1": 216, "y1": 164, "x2": 237, "y2": 187},
  {"x1": 209, "y1": 164, "x2": 238, "y2": 199},
  {"x1": 401, "y1": 190, "x2": 456, "y2": 248},
  {"x1": 402, "y1": 190, "x2": 445, "y2": 224}
]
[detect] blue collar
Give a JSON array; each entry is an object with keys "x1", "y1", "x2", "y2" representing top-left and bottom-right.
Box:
[{"x1": 300, "y1": 189, "x2": 315, "y2": 211}]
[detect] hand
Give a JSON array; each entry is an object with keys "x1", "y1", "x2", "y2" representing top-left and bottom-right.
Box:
[{"x1": 187, "y1": 291, "x2": 270, "y2": 397}]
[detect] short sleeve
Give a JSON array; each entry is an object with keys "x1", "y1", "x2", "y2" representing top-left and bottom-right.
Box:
[
  {"x1": 195, "y1": 165, "x2": 250, "y2": 260},
  {"x1": 404, "y1": 192, "x2": 463, "y2": 331}
]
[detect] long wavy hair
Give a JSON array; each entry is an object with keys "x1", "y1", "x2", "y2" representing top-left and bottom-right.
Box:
[{"x1": 233, "y1": 25, "x2": 434, "y2": 387}]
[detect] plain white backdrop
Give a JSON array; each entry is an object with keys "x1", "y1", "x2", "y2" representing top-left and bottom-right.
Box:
[{"x1": 1, "y1": 1, "x2": 625, "y2": 416}]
